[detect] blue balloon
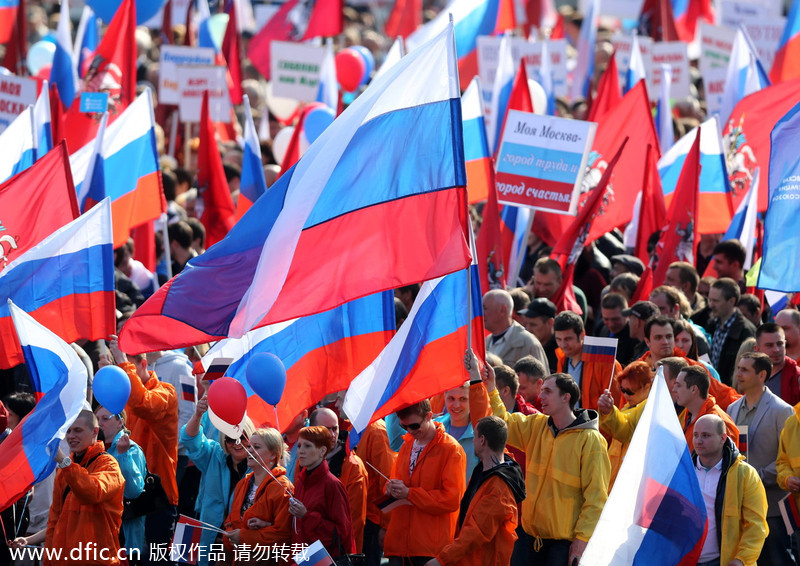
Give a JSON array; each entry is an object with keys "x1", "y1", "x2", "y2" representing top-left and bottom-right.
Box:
[
  {"x1": 351, "y1": 46, "x2": 375, "y2": 86},
  {"x1": 303, "y1": 107, "x2": 336, "y2": 145},
  {"x1": 246, "y1": 353, "x2": 287, "y2": 406},
  {"x1": 93, "y1": 366, "x2": 131, "y2": 415},
  {"x1": 87, "y1": 0, "x2": 166, "y2": 25}
]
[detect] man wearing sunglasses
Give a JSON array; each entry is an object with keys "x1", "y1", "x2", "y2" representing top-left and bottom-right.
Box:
[{"x1": 383, "y1": 400, "x2": 467, "y2": 566}]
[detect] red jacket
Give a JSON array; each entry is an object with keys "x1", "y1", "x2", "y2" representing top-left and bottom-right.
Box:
[
  {"x1": 679, "y1": 396, "x2": 740, "y2": 451},
  {"x1": 778, "y1": 356, "x2": 800, "y2": 406},
  {"x1": 292, "y1": 460, "x2": 355, "y2": 558}
]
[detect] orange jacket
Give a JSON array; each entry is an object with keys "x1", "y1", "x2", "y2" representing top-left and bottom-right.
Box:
[
  {"x1": 45, "y1": 442, "x2": 125, "y2": 566},
  {"x1": 223, "y1": 468, "x2": 293, "y2": 559},
  {"x1": 637, "y1": 348, "x2": 742, "y2": 411},
  {"x1": 384, "y1": 421, "x2": 466, "y2": 558},
  {"x1": 436, "y1": 475, "x2": 519, "y2": 566},
  {"x1": 357, "y1": 419, "x2": 397, "y2": 530},
  {"x1": 121, "y1": 362, "x2": 180, "y2": 505},
  {"x1": 339, "y1": 451, "x2": 368, "y2": 553},
  {"x1": 679, "y1": 396, "x2": 740, "y2": 451},
  {"x1": 556, "y1": 348, "x2": 623, "y2": 410}
]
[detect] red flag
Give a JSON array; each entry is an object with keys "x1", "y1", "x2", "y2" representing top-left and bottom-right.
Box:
[
  {"x1": 62, "y1": 0, "x2": 138, "y2": 151},
  {"x1": 496, "y1": 62, "x2": 533, "y2": 158},
  {"x1": 183, "y1": 0, "x2": 195, "y2": 46},
  {"x1": 631, "y1": 265, "x2": 654, "y2": 303},
  {"x1": 279, "y1": 108, "x2": 312, "y2": 173},
  {"x1": 162, "y1": 0, "x2": 174, "y2": 45},
  {"x1": 653, "y1": 128, "x2": 700, "y2": 284},
  {"x1": 130, "y1": 222, "x2": 157, "y2": 273},
  {"x1": 305, "y1": 0, "x2": 344, "y2": 39},
  {"x1": 0, "y1": 142, "x2": 79, "y2": 273},
  {"x1": 1, "y1": 0, "x2": 26, "y2": 76},
  {"x1": 49, "y1": 82, "x2": 64, "y2": 146},
  {"x1": 385, "y1": 0, "x2": 422, "y2": 39},
  {"x1": 476, "y1": 183, "x2": 506, "y2": 293},
  {"x1": 587, "y1": 54, "x2": 621, "y2": 123},
  {"x1": 678, "y1": 0, "x2": 714, "y2": 42},
  {"x1": 535, "y1": 81, "x2": 658, "y2": 246},
  {"x1": 198, "y1": 92, "x2": 236, "y2": 248},
  {"x1": 222, "y1": 1, "x2": 244, "y2": 105},
  {"x1": 634, "y1": 143, "x2": 667, "y2": 264},
  {"x1": 551, "y1": 138, "x2": 629, "y2": 314},
  {"x1": 638, "y1": 0, "x2": 680, "y2": 42}
]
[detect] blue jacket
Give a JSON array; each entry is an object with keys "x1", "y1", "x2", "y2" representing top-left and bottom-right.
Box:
[
  {"x1": 107, "y1": 430, "x2": 146, "y2": 556},
  {"x1": 435, "y1": 414, "x2": 478, "y2": 483},
  {"x1": 180, "y1": 423, "x2": 246, "y2": 566}
]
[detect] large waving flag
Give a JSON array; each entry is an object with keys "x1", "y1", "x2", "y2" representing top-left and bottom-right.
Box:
[
  {"x1": 69, "y1": 91, "x2": 165, "y2": 249},
  {"x1": 757, "y1": 101, "x2": 800, "y2": 293},
  {"x1": 0, "y1": 107, "x2": 36, "y2": 183},
  {"x1": 588, "y1": 54, "x2": 622, "y2": 123},
  {"x1": 0, "y1": 200, "x2": 115, "y2": 369},
  {"x1": 658, "y1": 117, "x2": 732, "y2": 233},
  {"x1": 673, "y1": 0, "x2": 714, "y2": 42},
  {"x1": 0, "y1": 143, "x2": 80, "y2": 274},
  {"x1": 487, "y1": 34, "x2": 515, "y2": 153},
  {"x1": 719, "y1": 26, "x2": 771, "y2": 126},
  {"x1": 1, "y1": 0, "x2": 25, "y2": 76},
  {"x1": 656, "y1": 65, "x2": 674, "y2": 153},
  {"x1": 723, "y1": 167, "x2": 759, "y2": 270},
  {"x1": 385, "y1": 0, "x2": 422, "y2": 38},
  {"x1": 0, "y1": 301, "x2": 88, "y2": 510},
  {"x1": 405, "y1": 0, "x2": 513, "y2": 90},
  {"x1": 462, "y1": 77, "x2": 493, "y2": 204},
  {"x1": 570, "y1": 0, "x2": 599, "y2": 101},
  {"x1": 625, "y1": 33, "x2": 647, "y2": 94},
  {"x1": 202, "y1": 292, "x2": 395, "y2": 430},
  {"x1": 237, "y1": 94, "x2": 269, "y2": 219},
  {"x1": 0, "y1": 0, "x2": 18, "y2": 44},
  {"x1": 653, "y1": 129, "x2": 700, "y2": 284},
  {"x1": 49, "y1": 0, "x2": 78, "y2": 109},
  {"x1": 770, "y1": 0, "x2": 800, "y2": 84},
  {"x1": 33, "y1": 81, "x2": 53, "y2": 159},
  {"x1": 371, "y1": 37, "x2": 404, "y2": 84},
  {"x1": 634, "y1": 144, "x2": 667, "y2": 264},
  {"x1": 476, "y1": 182, "x2": 505, "y2": 293},
  {"x1": 119, "y1": 23, "x2": 471, "y2": 353},
  {"x1": 73, "y1": 5, "x2": 99, "y2": 78},
  {"x1": 222, "y1": 0, "x2": 244, "y2": 105},
  {"x1": 581, "y1": 368, "x2": 706, "y2": 565},
  {"x1": 343, "y1": 264, "x2": 484, "y2": 432},
  {"x1": 500, "y1": 204, "x2": 533, "y2": 287},
  {"x1": 317, "y1": 41, "x2": 338, "y2": 112},
  {"x1": 723, "y1": 77, "x2": 800, "y2": 212},
  {"x1": 638, "y1": 0, "x2": 680, "y2": 41}
]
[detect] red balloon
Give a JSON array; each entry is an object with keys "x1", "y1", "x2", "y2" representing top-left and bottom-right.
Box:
[
  {"x1": 207, "y1": 376, "x2": 248, "y2": 427},
  {"x1": 335, "y1": 49, "x2": 366, "y2": 93},
  {"x1": 35, "y1": 64, "x2": 52, "y2": 81}
]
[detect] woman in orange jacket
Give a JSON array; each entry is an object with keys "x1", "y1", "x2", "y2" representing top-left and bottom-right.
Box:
[{"x1": 222, "y1": 428, "x2": 294, "y2": 566}]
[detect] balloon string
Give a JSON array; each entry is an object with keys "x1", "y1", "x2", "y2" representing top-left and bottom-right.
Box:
[{"x1": 272, "y1": 405, "x2": 280, "y2": 431}]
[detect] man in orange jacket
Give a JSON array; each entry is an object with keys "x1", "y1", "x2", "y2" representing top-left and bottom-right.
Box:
[
  {"x1": 109, "y1": 335, "x2": 179, "y2": 566},
  {"x1": 46, "y1": 410, "x2": 125, "y2": 565},
  {"x1": 673, "y1": 365, "x2": 740, "y2": 450},
  {"x1": 384, "y1": 400, "x2": 467, "y2": 566},
  {"x1": 427, "y1": 416, "x2": 525, "y2": 566}
]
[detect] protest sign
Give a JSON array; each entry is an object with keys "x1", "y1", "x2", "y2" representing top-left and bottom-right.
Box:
[
  {"x1": 495, "y1": 110, "x2": 595, "y2": 214},
  {"x1": 270, "y1": 41, "x2": 326, "y2": 102},
  {"x1": 160, "y1": 45, "x2": 216, "y2": 105},
  {"x1": 177, "y1": 66, "x2": 231, "y2": 122},
  {"x1": 0, "y1": 75, "x2": 36, "y2": 133},
  {"x1": 743, "y1": 20, "x2": 785, "y2": 72},
  {"x1": 651, "y1": 42, "x2": 690, "y2": 99},
  {"x1": 612, "y1": 34, "x2": 654, "y2": 90},
  {"x1": 79, "y1": 92, "x2": 110, "y2": 113},
  {"x1": 699, "y1": 23, "x2": 735, "y2": 117},
  {"x1": 477, "y1": 37, "x2": 568, "y2": 97}
]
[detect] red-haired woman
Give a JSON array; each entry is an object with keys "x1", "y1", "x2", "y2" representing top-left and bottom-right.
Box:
[{"x1": 288, "y1": 426, "x2": 355, "y2": 560}]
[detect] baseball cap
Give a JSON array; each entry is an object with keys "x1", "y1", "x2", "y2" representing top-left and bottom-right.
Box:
[
  {"x1": 621, "y1": 301, "x2": 659, "y2": 320},
  {"x1": 518, "y1": 298, "x2": 557, "y2": 319}
]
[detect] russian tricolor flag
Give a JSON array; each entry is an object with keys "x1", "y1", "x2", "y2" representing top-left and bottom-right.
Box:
[
  {"x1": 581, "y1": 368, "x2": 707, "y2": 565},
  {"x1": 405, "y1": 0, "x2": 512, "y2": 90},
  {"x1": 0, "y1": 106, "x2": 36, "y2": 183},
  {"x1": 69, "y1": 90, "x2": 165, "y2": 248},
  {"x1": 33, "y1": 82, "x2": 53, "y2": 159},
  {"x1": 499, "y1": 204, "x2": 532, "y2": 287},
  {"x1": 770, "y1": 0, "x2": 800, "y2": 84},
  {"x1": 201, "y1": 291, "x2": 395, "y2": 430},
  {"x1": 570, "y1": 0, "x2": 599, "y2": 101},
  {"x1": 342, "y1": 263, "x2": 484, "y2": 433},
  {"x1": 74, "y1": 5, "x2": 99, "y2": 78},
  {"x1": 624, "y1": 33, "x2": 647, "y2": 94},
  {"x1": 0, "y1": 199, "x2": 115, "y2": 369},
  {"x1": 0, "y1": 300, "x2": 88, "y2": 511},
  {"x1": 0, "y1": 0, "x2": 19, "y2": 45},
  {"x1": 487, "y1": 34, "x2": 514, "y2": 153},
  {"x1": 583, "y1": 336, "x2": 619, "y2": 366},
  {"x1": 170, "y1": 515, "x2": 205, "y2": 564},
  {"x1": 236, "y1": 94, "x2": 268, "y2": 219},
  {"x1": 658, "y1": 117, "x2": 733, "y2": 234},
  {"x1": 723, "y1": 167, "x2": 759, "y2": 270},
  {"x1": 50, "y1": 0, "x2": 78, "y2": 109},
  {"x1": 295, "y1": 540, "x2": 334, "y2": 566},
  {"x1": 462, "y1": 77, "x2": 493, "y2": 204},
  {"x1": 119, "y1": 23, "x2": 471, "y2": 353},
  {"x1": 719, "y1": 26, "x2": 771, "y2": 126}
]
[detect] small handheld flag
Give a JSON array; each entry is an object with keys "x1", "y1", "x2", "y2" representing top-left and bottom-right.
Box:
[
  {"x1": 294, "y1": 540, "x2": 334, "y2": 566},
  {"x1": 779, "y1": 493, "x2": 800, "y2": 536},
  {"x1": 204, "y1": 357, "x2": 233, "y2": 381},
  {"x1": 583, "y1": 336, "x2": 619, "y2": 389}
]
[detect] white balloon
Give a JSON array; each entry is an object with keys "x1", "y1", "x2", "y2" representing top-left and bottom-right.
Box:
[
  {"x1": 272, "y1": 126, "x2": 294, "y2": 165},
  {"x1": 208, "y1": 406, "x2": 247, "y2": 441},
  {"x1": 26, "y1": 41, "x2": 56, "y2": 75},
  {"x1": 528, "y1": 79, "x2": 547, "y2": 116},
  {"x1": 265, "y1": 82, "x2": 299, "y2": 121}
]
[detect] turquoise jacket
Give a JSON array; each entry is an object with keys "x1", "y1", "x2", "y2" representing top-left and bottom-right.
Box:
[
  {"x1": 107, "y1": 430, "x2": 146, "y2": 557},
  {"x1": 435, "y1": 414, "x2": 478, "y2": 482}
]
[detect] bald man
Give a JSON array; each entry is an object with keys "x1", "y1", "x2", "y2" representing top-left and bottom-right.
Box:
[{"x1": 483, "y1": 290, "x2": 547, "y2": 368}]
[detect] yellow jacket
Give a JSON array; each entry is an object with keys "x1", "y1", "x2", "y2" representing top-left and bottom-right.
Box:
[
  {"x1": 488, "y1": 389, "x2": 610, "y2": 542},
  {"x1": 599, "y1": 401, "x2": 647, "y2": 489},
  {"x1": 777, "y1": 402, "x2": 800, "y2": 511}
]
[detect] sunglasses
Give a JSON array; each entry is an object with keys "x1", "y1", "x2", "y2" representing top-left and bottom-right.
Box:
[
  {"x1": 225, "y1": 437, "x2": 247, "y2": 445},
  {"x1": 620, "y1": 387, "x2": 637, "y2": 396},
  {"x1": 400, "y1": 422, "x2": 423, "y2": 431}
]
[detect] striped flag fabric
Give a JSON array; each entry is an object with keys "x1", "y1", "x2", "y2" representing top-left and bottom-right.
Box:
[
  {"x1": 779, "y1": 493, "x2": 800, "y2": 536},
  {"x1": 625, "y1": 33, "x2": 647, "y2": 94},
  {"x1": 719, "y1": 26, "x2": 771, "y2": 126},
  {"x1": 722, "y1": 167, "x2": 759, "y2": 270},
  {"x1": 170, "y1": 515, "x2": 205, "y2": 564},
  {"x1": 570, "y1": 0, "x2": 599, "y2": 101},
  {"x1": 461, "y1": 77, "x2": 493, "y2": 204},
  {"x1": 50, "y1": 0, "x2": 78, "y2": 108},
  {"x1": 583, "y1": 336, "x2": 619, "y2": 365},
  {"x1": 294, "y1": 540, "x2": 334, "y2": 566},
  {"x1": 73, "y1": 5, "x2": 99, "y2": 78},
  {"x1": 33, "y1": 81, "x2": 53, "y2": 159},
  {"x1": 0, "y1": 106, "x2": 36, "y2": 183},
  {"x1": 487, "y1": 33, "x2": 515, "y2": 153},
  {"x1": 0, "y1": 301, "x2": 88, "y2": 510},
  {"x1": 236, "y1": 95, "x2": 268, "y2": 219},
  {"x1": 770, "y1": 0, "x2": 800, "y2": 84}
]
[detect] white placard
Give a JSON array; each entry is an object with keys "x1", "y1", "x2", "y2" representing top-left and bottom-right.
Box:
[
  {"x1": 477, "y1": 37, "x2": 568, "y2": 97},
  {"x1": 699, "y1": 23, "x2": 735, "y2": 116},
  {"x1": 177, "y1": 66, "x2": 231, "y2": 123},
  {"x1": 743, "y1": 20, "x2": 785, "y2": 73},
  {"x1": 721, "y1": 0, "x2": 781, "y2": 25},
  {"x1": 160, "y1": 45, "x2": 216, "y2": 105},
  {"x1": 612, "y1": 34, "x2": 654, "y2": 89},
  {"x1": 651, "y1": 42, "x2": 690, "y2": 99},
  {"x1": 600, "y1": 0, "x2": 645, "y2": 18},
  {"x1": 0, "y1": 75, "x2": 37, "y2": 132},
  {"x1": 270, "y1": 41, "x2": 326, "y2": 102}
]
